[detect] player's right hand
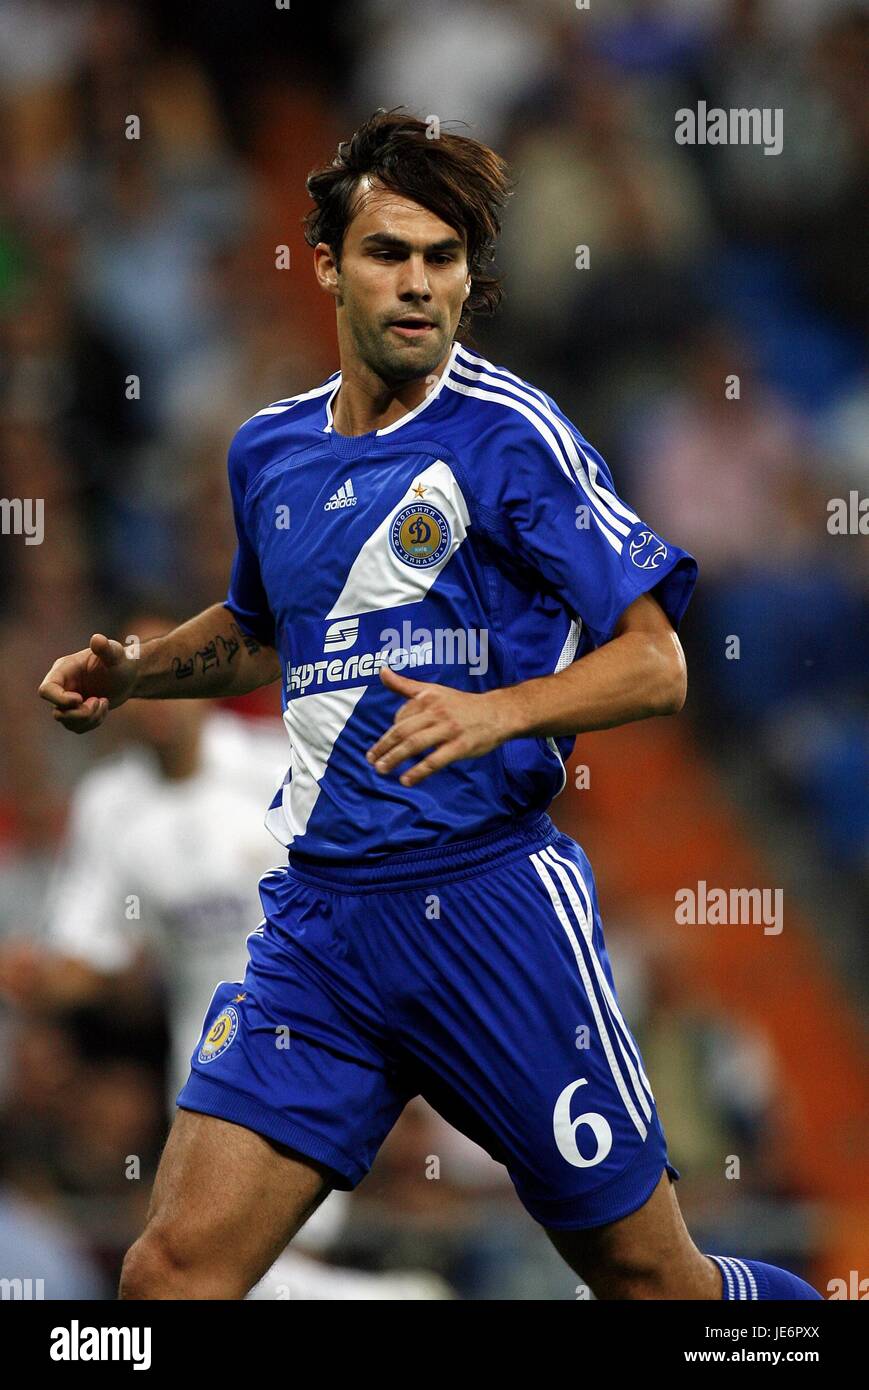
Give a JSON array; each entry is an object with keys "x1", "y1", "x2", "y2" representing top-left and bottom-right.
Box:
[{"x1": 38, "y1": 633, "x2": 139, "y2": 734}]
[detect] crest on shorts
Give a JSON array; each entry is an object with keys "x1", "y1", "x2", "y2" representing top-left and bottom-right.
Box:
[{"x1": 198, "y1": 1005, "x2": 239, "y2": 1064}]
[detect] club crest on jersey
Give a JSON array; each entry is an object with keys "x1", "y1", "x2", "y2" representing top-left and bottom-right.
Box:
[
  {"x1": 390, "y1": 504, "x2": 451, "y2": 568},
  {"x1": 198, "y1": 1005, "x2": 239, "y2": 1064},
  {"x1": 628, "y1": 525, "x2": 668, "y2": 571}
]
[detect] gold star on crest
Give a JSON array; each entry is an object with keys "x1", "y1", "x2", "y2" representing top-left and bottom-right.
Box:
[
  {"x1": 412, "y1": 482, "x2": 427, "y2": 497},
  {"x1": 234, "y1": 993, "x2": 247, "y2": 1003}
]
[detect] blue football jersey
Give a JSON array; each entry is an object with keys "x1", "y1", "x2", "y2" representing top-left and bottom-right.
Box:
[{"x1": 224, "y1": 341, "x2": 698, "y2": 858}]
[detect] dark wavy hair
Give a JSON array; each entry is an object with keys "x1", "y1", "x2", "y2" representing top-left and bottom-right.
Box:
[{"x1": 303, "y1": 109, "x2": 513, "y2": 335}]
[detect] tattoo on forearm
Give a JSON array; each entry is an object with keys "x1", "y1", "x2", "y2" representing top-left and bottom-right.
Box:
[
  {"x1": 216, "y1": 631, "x2": 240, "y2": 663},
  {"x1": 234, "y1": 622, "x2": 262, "y2": 656},
  {"x1": 172, "y1": 622, "x2": 262, "y2": 680},
  {"x1": 197, "y1": 639, "x2": 220, "y2": 672}
]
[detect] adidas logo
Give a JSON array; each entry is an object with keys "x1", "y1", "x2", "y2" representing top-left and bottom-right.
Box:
[{"x1": 324, "y1": 479, "x2": 357, "y2": 510}]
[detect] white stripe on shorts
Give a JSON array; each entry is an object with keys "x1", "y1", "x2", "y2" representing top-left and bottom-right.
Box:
[
  {"x1": 541, "y1": 845, "x2": 656, "y2": 1109},
  {"x1": 530, "y1": 850, "x2": 648, "y2": 1141}
]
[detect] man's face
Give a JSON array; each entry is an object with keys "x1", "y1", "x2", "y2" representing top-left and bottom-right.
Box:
[{"x1": 319, "y1": 180, "x2": 470, "y2": 384}]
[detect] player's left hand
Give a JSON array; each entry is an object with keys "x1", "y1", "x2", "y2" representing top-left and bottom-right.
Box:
[{"x1": 367, "y1": 666, "x2": 515, "y2": 786}]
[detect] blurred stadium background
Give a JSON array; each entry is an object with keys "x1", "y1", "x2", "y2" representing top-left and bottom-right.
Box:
[{"x1": 0, "y1": 0, "x2": 866, "y2": 1299}]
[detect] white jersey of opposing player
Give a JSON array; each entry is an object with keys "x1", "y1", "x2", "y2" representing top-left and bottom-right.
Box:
[
  {"x1": 41, "y1": 710, "x2": 348, "y2": 1254},
  {"x1": 42, "y1": 710, "x2": 290, "y2": 1097}
]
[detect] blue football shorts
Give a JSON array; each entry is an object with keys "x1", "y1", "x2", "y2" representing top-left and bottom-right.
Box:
[{"x1": 177, "y1": 811, "x2": 679, "y2": 1229}]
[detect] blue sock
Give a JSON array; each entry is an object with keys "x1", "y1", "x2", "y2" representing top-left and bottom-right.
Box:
[{"x1": 707, "y1": 1254, "x2": 823, "y2": 1300}]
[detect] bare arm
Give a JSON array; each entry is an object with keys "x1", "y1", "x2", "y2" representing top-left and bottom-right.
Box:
[
  {"x1": 492, "y1": 590, "x2": 687, "y2": 740},
  {"x1": 367, "y1": 592, "x2": 687, "y2": 786},
  {"x1": 130, "y1": 603, "x2": 281, "y2": 700},
  {"x1": 38, "y1": 602, "x2": 281, "y2": 734}
]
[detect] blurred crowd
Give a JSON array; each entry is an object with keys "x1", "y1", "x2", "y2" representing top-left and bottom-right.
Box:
[{"x1": 0, "y1": 0, "x2": 864, "y2": 1297}]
